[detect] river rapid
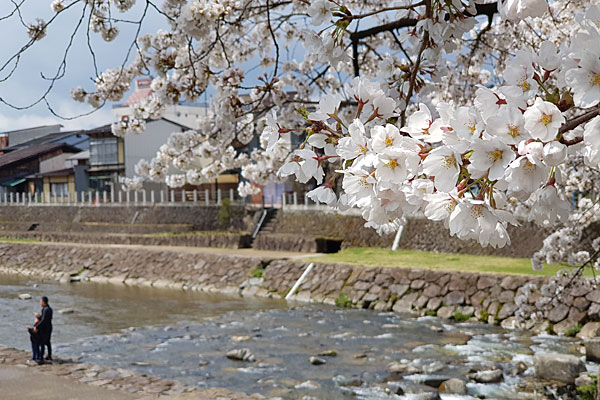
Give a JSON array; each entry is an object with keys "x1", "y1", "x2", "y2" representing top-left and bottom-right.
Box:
[{"x1": 0, "y1": 273, "x2": 594, "y2": 399}]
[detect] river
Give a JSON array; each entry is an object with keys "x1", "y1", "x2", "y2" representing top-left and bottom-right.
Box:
[{"x1": 0, "y1": 273, "x2": 594, "y2": 399}]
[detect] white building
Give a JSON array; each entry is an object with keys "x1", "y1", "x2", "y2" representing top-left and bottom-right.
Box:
[{"x1": 112, "y1": 77, "x2": 210, "y2": 129}]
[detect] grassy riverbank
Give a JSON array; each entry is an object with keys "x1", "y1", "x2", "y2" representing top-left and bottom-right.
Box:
[{"x1": 305, "y1": 248, "x2": 569, "y2": 277}]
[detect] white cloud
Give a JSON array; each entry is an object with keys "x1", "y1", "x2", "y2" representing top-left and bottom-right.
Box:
[{"x1": 0, "y1": 100, "x2": 113, "y2": 132}]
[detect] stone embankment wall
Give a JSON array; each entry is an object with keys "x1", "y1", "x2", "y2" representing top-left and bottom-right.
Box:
[
  {"x1": 0, "y1": 204, "x2": 256, "y2": 233},
  {"x1": 0, "y1": 231, "x2": 251, "y2": 249},
  {"x1": 272, "y1": 210, "x2": 549, "y2": 258},
  {"x1": 1, "y1": 242, "x2": 597, "y2": 335}
]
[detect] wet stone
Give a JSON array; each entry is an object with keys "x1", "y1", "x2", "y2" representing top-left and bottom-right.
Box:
[
  {"x1": 534, "y1": 353, "x2": 586, "y2": 384},
  {"x1": 470, "y1": 369, "x2": 503, "y2": 383},
  {"x1": 438, "y1": 378, "x2": 467, "y2": 395},
  {"x1": 548, "y1": 304, "x2": 570, "y2": 323},
  {"x1": 309, "y1": 356, "x2": 326, "y2": 365}
]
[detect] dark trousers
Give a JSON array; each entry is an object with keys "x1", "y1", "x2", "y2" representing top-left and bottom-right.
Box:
[
  {"x1": 39, "y1": 331, "x2": 52, "y2": 359},
  {"x1": 30, "y1": 341, "x2": 40, "y2": 360}
]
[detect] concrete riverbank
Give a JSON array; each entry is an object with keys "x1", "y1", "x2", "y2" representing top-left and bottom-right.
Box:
[{"x1": 0, "y1": 240, "x2": 598, "y2": 335}]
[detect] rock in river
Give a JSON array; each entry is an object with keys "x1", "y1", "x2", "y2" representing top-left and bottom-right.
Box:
[
  {"x1": 226, "y1": 348, "x2": 256, "y2": 362},
  {"x1": 318, "y1": 349, "x2": 337, "y2": 357},
  {"x1": 534, "y1": 353, "x2": 585, "y2": 384},
  {"x1": 231, "y1": 335, "x2": 252, "y2": 342},
  {"x1": 439, "y1": 378, "x2": 467, "y2": 395},
  {"x1": 18, "y1": 294, "x2": 31, "y2": 300},
  {"x1": 585, "y1": 338, "x2": 600, "y2": 362},
  {"x1": 309, "y1": 356, "x2": 326, "y2": 365},
  {"x1": 470, "y1": 369, "x2": 503, "y2": 383}
]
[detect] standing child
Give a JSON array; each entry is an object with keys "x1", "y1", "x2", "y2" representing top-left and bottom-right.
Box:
[{"x1": 26, "y1": 313, "x2": 41, "y2": 364}]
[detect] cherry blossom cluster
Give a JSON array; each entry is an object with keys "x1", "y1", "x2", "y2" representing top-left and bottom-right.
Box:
[{"x1": 270, "y1": 6, "x2": 600, "y2": 256}]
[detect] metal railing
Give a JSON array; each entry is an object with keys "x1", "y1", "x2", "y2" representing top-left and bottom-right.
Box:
[
  {"x1": 0, "y1": 188, "x2": 242, "y2": 206},
  {"x1": 0, "y1": 189, "x2": 363, "y2": 213}
]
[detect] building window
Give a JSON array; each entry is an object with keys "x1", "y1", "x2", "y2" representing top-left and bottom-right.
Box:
[
  {"x1": 90, "y1": 138, "x2": 118, "y2": 166},
  {"x1": 50, "y1": 182, "x2": 68, "y2": 195}
]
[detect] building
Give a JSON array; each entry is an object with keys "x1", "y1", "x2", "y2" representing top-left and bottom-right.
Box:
[
  {"x1": 112, "y1": 77, "x2": 210, "y2": 129},
  {"x1": 85, "y1": 124, "x2": 125, "y2": 193},
  {"x1": 85, "y1": 118, "x2": 188, "y2": 193},
  {"x1": 0, "y1": 124, "x2": 63, "y2": 150},
  {"x1": 0, "y1": 142, "x2": 81, "y2": 195}
]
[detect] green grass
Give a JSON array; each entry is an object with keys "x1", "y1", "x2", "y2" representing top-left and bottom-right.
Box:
[
  {"x1": 565, "y1": 324, "x2": 583, "y2": 337},
  {"x1": 250, "y1": 268, "x2": 264, "y2": 278},
  {"x1": 304, "y1": 248, "x2": 572, "y2": 277},
  {"x1": 0, "y1": 237, "x2": 42, "y2": 243},
  {"x1": 577, "y1": 384, "x2": 597, "y2": 400},
  {"x1": 453, "y1": 310, "x2": 473, "y2": 322},
  {"x1": 335, "y1": 292, "x2": 352, "y2": 308}
]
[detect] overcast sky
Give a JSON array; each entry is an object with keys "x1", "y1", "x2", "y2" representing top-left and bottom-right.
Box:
[{"x1": 0, "y1": 1, "x2": 166, "y2": 131}]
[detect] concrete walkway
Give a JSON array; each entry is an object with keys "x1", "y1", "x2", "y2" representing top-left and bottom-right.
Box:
[
  {"x1": 0, "y1": 365, "x2": 150, "y2": 400},
  {"x1": 1, "y1": 239, "x2": 318, "y2": 260}
]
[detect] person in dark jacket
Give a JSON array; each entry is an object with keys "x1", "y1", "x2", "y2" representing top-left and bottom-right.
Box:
[
  {"x1": 33, "y1": 296, "x2": 53, "y2": 362},
  {"x1": 26, "y1": 313, "x2": 41, "y2": 362}
]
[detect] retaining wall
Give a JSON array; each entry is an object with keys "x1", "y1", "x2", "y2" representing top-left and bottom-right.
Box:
[
  {"x1": 273, "y1": 210, "x2": 549, "y2": 258},
  {"x1": 0, "y1": 242, "x2": 594, "y2": 335},
  {"x1": 0, "y1": 204, "x2": 256, "y2": 232},
  {"x1": 0, "y1": 231, "x2": 252, "y2": 249}
]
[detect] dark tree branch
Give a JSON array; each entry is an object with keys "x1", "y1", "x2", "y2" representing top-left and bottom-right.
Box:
[
  {"x1": 559, "y1": 108, "x2": 600, "y2": 145},
  {"x1": 348, "y1": 2, "x2": 498, "y2": 78}
]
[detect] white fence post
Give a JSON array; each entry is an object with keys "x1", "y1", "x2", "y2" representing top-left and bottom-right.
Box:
[
  {"x1": 118, "y1": 191, "x2": 123, "y2": 203},
  {"x1": 103, "y1": 191, "x2": 107, "y2": 204},
  {"x1": 160, "y1": 190, "x2": 165, "y2": 203},
  {"x1": 143, "y1": 190, "x2": 147, "y2": 204},
  {"x1": 95, "y1": 191, "x2": 99, "y2": 205},
  {"x1": 110, "y1": 190, "x2": 115, "y2": 203},
  {"x1": 293, "y1": 192, "x2": 298, "y2": 206},
  {"x1": 150, "y1": 190, "x2": 155, "y2": 204},
  {"x1": 170, "y1": 190, "x2": 175, "y2": 203},
  {"x1": 229, "y1": 188, "x2": 234, "y2": 202},
  {"x1": 217, "y1": 189, "x2": 221, "y2": 204},
  {"x1": 182, "y1": 190, "x2": 186, "y2": 203},
  {"x1": 134, "y1": 191, "x2": 138, "y2": 204},
  {"x1": 193, "y1": 190, "x2": 197, "y2": 203},
  {"x1": 204, "y1": 189, "x2": 209, "y2": 206},
  {"x1": 126, "y1": 191, "x2": 130, "y2": 204}
]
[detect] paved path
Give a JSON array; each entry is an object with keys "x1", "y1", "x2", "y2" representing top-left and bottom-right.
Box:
[
  {"x1": 0, "y1": 365, "x2": 150, "y2": 400},
  {"x1": 1, "y1": 240, "x2": 318, "y2": 260}
]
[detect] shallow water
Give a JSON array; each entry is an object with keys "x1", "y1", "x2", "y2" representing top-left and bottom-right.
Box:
[{"x1": 0, "y1": 273, "x2": 591, "y2": 399}]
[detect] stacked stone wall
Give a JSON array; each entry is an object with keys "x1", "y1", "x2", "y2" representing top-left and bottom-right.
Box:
[
  {"x1": 0, "y1": 231, "x2": 251, "y2": 249},
  {"x1": 0, "y1": 204, "x2": 256, "y2": 233}
]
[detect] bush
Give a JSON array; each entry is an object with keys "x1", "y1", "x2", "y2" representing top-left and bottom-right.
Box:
[
  {"x1": 453, "y1": 311, "x2": 473, "y2": 322},
  {"x1": 577, "y1": 384, "x2": 597, "y2": 400},
  {"x1": 424, "y1": 310, "x2": 437, "y2": 317},
  {"x1": 335, "y1": 292, "x2": 352, "y2": 308},
  {"x1": 218, "y1": 199, "x2": 232, "y2": 228},
  {"x1": 565, "y1": 324, "x2": 583, "y2": 337},
  {"x1": 479, "y1": 309, "x2": 489, "y2": 322},
  {"x1": 250, "y1": 268, "x2": 264, "y2": 278}
]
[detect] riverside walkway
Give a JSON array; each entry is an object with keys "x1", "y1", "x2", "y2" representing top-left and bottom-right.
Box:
[
  {"x1": 0, "y1": 239, "x2": 313, "y2": 260},
  {"x1": 0, "y1": 347, "x2": 264, "y2": 400}
]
